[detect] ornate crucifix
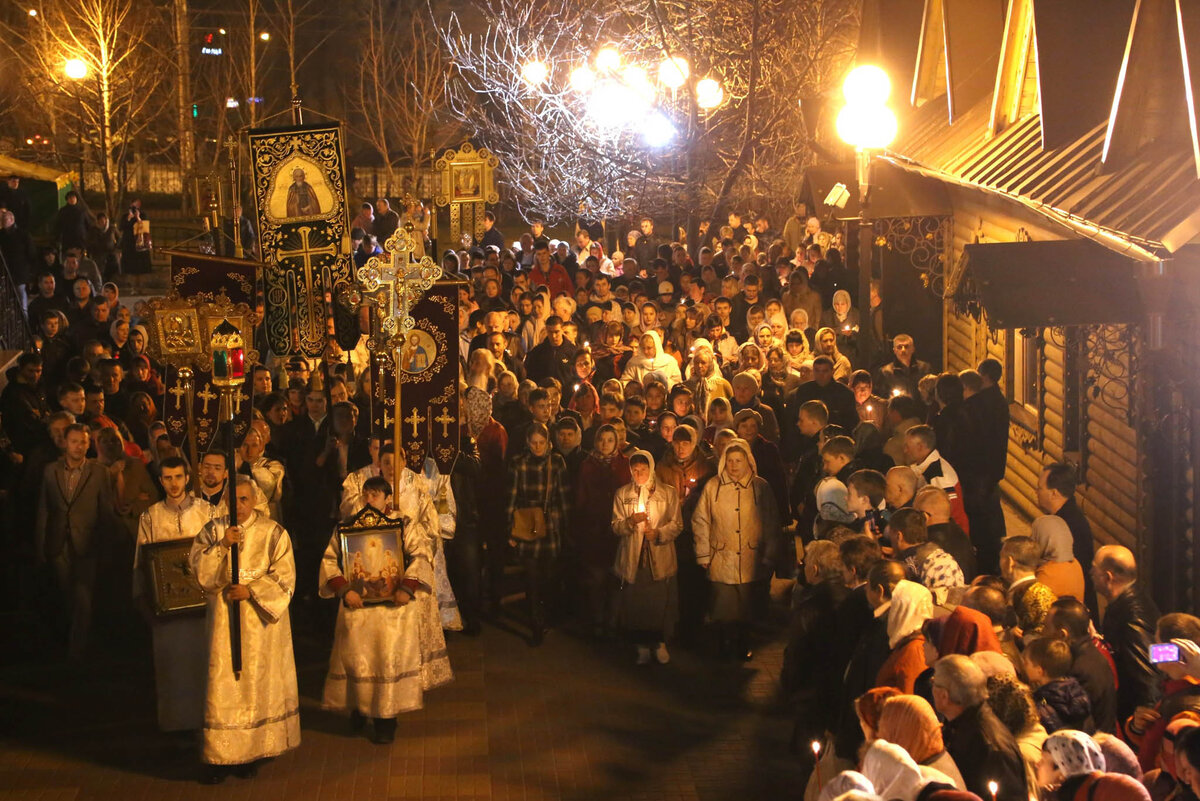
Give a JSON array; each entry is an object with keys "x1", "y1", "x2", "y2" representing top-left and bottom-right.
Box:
[
  {"x1": 404, "y1": 407, "x2": 426, "y2": 440},
  {"x1": 168, "y1": 381, "x2": 188, "y2": 411},
  {"x1": 434, "y1": 407, "x2": 455, "y2": 438},
  {"x1": 197, "y1": 383, "x2": 218, "y2": 415}
]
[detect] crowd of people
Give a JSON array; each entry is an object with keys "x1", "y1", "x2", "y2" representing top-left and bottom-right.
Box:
[{"x1": 1, "y1": 194, "x2": 1195, "y2": 799}]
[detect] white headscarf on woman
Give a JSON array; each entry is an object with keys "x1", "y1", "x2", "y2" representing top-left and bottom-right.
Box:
[
  {"x1": 629, "y1": 448, "x2": 657, "y2": 509},
  {"x1": 861, "y1": 740, "x2": 955, "y2": 801},
  {"x1": 819, "y1": 772, "x2": 877, "y2": 801},
  {"x1": 886, "y1": 580, "x2": 934, "y2": 649},
  {"x1": 1031, "y1": 514, "x2": 1076, "y2": 564},
  {"x1": 1043, "y1": 730, "x2": 1105, "y2": 778}
]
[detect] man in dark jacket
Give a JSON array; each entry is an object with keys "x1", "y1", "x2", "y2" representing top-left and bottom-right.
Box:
[
  {"x1": 54, "y1": 191, "x2": 93, "y2": 253},
  {"x1": 962, "y1": 359, "x2": 1010, "y2": 573},
  {"x1": 1094, "y1": 545, "x2": 1161, "y2": 724},
  {"x1": 1044, "y1": 598, "x2": 1118, "y2": 733},
  {"x1": 874, "y1": 333, "x2": 932, "y2": 399},
  {"x1": 523, "y1": 316, "x2": 576, "y2": 389},
  {"x1": 934, "y1": 655, "x2": 1029, "y2": 801},
  {"x1": 789, "y1": 356, "x2": 858, "y2": 433},
  {"x1": 372, "y1": 198, "x2": 400, "y2": 242},
  {"x1": 0, "y1": 353, "x2": 49, "y2": 456},
  {"x1": 1039, "y1": 461, "x2": 1099, "y2": 618},
  {"x1": 479, "y1": 210, "x2": 505, "y2": 251},
  {"x1": 0, "y1": 209, "x2": 34, "y2": 308},
  {"x1": 782, "y1": 540, "x2": 848, "y2": 753}
]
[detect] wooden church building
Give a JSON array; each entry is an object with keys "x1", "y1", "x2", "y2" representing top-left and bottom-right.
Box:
[{"x1": 842, "y1": 0, "x2": 1200, "y2": 610}]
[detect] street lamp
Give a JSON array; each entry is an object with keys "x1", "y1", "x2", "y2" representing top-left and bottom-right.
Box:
[
  {"x1": 695, "y1": 77, "x2": 725, "y2": 110},
  {"x1": 211, "y1": 318, "x2": 246, "y2": 679},
  {"x1": 64, "y1": 58, "x2": 88, "y2": 80},
  {"x1": 657, "y1": 56, "x2": 689, "y2": 90},
  {"x1": 64, "y1": 58, "x2": 90, "y2": 194},
  {"x1": 258, "y1": 31, "x2": 270, "y2": 41},
  {"x1": 595, "y1": 45, "x2": 621, "y2": 72},
  {"x1": 521, "y1": 59, "x2": 549, "y2": 86},
  {"x1": 836, "y1": 63, "x2": 898, "y2": 372}
]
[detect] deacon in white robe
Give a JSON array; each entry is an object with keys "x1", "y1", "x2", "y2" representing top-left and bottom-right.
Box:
[
  {"x1": 190, "y1": 476, "x2": 301, "y2": 767},
  {"x1": 134, "y1": 457, "x2": 216, "y2": 732},
  {"x1": 417, "y1": 459, "x2": 463, "y2": 631},
  {"x1": 320, "y1": 477, "x2": 447, "y2": 740}
]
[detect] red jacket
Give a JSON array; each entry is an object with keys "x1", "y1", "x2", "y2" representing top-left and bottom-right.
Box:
[{"x1": 530, "y1": 263, "x2": 573, "y2": 299}]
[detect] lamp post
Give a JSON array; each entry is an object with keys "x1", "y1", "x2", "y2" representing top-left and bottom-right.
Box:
[
  {"x1": 211, "y1": 318, "x2": 246, "y2": 680},
  {"x1": 836, "y1": 64, "x2": 898, "y2": 370},
  {"x1": 64, "y1": 58, "x2": 89, "y2": 195}
]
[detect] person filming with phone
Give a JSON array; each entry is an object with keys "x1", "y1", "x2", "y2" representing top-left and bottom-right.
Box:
[{"x1": 1125, "y1": 613, "x2": 1200, "y2": 772}]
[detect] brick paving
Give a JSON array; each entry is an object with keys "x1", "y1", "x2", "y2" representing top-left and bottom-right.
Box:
[{"x1": 0, "y1": 599, "x2": 804, "y2": 801}]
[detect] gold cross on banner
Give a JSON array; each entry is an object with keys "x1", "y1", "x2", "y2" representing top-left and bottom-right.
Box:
[
  {"x1": 277, "y1": 226, "x2": 338, "y2": 350},
  {"x1": 404, "y1": 407, "x2": 426, "y2": 439},
  {"x1": 197, "y1": 383, "x2": 218, "y2": 415},
  {"x1": 381, "y1": 407, "x2": 394, "y2": 428},
  {"x1": 234, "y1": 388, "x2": 251, "y2": 415},
  {"x1": 434, "y1": 406, "x2": 455, "y2": 438},
  {"x1": 168, "y1": 381, "x2": 188, "y2": 411}
]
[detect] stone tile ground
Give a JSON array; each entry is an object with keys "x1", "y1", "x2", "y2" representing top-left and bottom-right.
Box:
[{"x1": 0, "y1": 605, "x2": 804, "y2": 801}]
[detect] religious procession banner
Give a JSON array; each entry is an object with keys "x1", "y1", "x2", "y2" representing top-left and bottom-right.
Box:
[
  {"x1": 370, "y1": 281, "x2": 460, "y2": 473},
  {"x1": 247, "y1": 122, "x2": 357, "y2": 357},
  {"x1": 167, "y1": 250, "x2": 258, "y2": 306}
]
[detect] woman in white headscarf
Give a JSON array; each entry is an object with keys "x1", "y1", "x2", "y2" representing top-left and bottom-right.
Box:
[
  {"x1": 611, "y1": 449, "x2": 682, "y2": 665},
  {"x1": 1031, "y1": 515, "x2": 1086, "y2": 601},
  {"x1": 621, "y1": 330, "x2": 683, "y2": 389},
  {"x1": 876, "y1": 580, "x2": 934, "y2": 693},
  {"x1": 1038, "y1": 730, "x2": 1106, "y2": 799},
  {"x1": 861, "y1": 740, "x2": 956, "y2": 801},
  {"x1": 691, "y1": 437, "x2": 780, "y2": 660}
]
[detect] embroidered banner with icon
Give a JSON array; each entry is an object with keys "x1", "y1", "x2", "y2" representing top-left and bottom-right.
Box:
[
  {"x1": 247, "y1": 122, "x2": 358, "y2": 357},
  {"x1": 369, "y1": 281, "x2": 460, "y2": 472}
]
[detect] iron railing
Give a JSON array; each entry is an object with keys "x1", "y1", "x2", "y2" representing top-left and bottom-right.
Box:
[{"x1": 0, "y1": 249, "x2": 33, "y2": 353}]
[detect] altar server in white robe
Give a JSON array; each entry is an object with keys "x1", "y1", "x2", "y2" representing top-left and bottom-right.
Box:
[
  {"x1": 190, "y1": 476, "x2": 300, "y2": 783},
  {"x1": 320, "y1": 475, "x2": 445, "y2": 743},
  {"x1": 339, "y1": 434, "x2": 382, "y2": 518},
  {"x1": 416, "y1": 456, "x2": 462, "y2": 631},
  {"x1": 134, "y1": 456, "x2": 216, "y2": 733},
  {"x1": 379, "y1": 445, "x2": 455, "y2": 690}
]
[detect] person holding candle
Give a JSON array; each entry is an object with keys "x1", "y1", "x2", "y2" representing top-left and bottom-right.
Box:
[
  {"x1": 611, "y1": 449, "x2": 683, "y2": 664},
  {"x1": 691, "y1": 437, "x2": 781, "y2": 661},
  {"x1": 574, "y1": 424, "x2": 631, "y2": 637}
]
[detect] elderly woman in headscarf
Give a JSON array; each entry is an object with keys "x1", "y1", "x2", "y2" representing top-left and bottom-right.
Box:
[
  {"x1": 878, "y1": 695, "x2": 966, "y2": 789},
  {"x1": 1038, "y1": 730, "x2": 1108, "y2": 801},
  {"x1": 684, "y1": 337, "x2": 733, "y2": 418},
  {"x1": 691, "y1": 436, "x2": 780, "y2": 660},
  {"x1": 1031, "y1": 515, "x2": 1086, "y2": 601},
  {"x1": 611, "y1": 449, "x2": 682, "y2": 665},
  {"x1": 822, "y1": 289, "x2": 863, "y2": 366},
  {"x1": 814, "y1": 326, "x2": 853, "y2": 381},
  {"x1": 785, "y1": 268, "x2": 824, "y2": 335},
  {"x1": 876, "y1": 580, "x2": 934, "y2": 693},
  {"x1": 621, "y1": 330, "x2": 682, "y2": 389},
  {"x1": 861, "y1": 739, "x2": 957, "y2": 801}
]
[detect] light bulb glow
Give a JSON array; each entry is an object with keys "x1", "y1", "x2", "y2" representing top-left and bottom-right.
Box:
[
  {"x1": 595, "y1": 46, "x2": 621, "y2": 72},
  {"x1": 64, "y1": 58, "x2": 88, "y2": 80},
  {"x1": 587, "y1": 79, "x2": 644, "y2": 129},
  {"x1": 658, "y1": 56, "x2": 689, "y2": 89},
  {"x1": 842, "y1": 64, "x2": 891, "y2": 106},
  {"x1": 27, "y1": 8, "x2": 37, "y2": 16},
  {"x1": 569, "y1": 65, "x2": 595, "y2": 92},
  {"x1": 622, "y1": 64, "x2": 655, "y2": 102},
  {"x1": 521, "y1": 59, "x2": 549, "y2": 86},
  {"x1": 642, "y1": 112, "x2": 676, "y2": 148},
  {"x1": 695, "y1": 77, "x2": 724, "y2": 110},
  {"x1": 259, "y1": 31, "x2": 270, "y2": 41},
  {"x1": 835, "y1": 104, "x2": 898, "y2": 149}
]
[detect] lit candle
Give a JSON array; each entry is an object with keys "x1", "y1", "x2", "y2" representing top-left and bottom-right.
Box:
[
  {"x1": 812, "y1": 740, "x2": 824, "y2": 787},
  {"x1": 988, "y1": 780, "x2": 998, "y2": 801},
  {"x1": 892, "y1": 388, "x2": 903, "y2": 397},
  {"x1": 865, "y1": 404, "x2": 873, "y2": 413}
]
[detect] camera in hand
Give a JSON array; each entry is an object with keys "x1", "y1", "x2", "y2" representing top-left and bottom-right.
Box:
[{"x1": 1150, "y1": 642, "x2": 1181, "y2": 664}]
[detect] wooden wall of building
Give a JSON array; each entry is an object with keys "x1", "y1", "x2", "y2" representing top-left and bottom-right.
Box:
[{"x1": 938, "y1": 190, "x2": 1142, "y2": 551}]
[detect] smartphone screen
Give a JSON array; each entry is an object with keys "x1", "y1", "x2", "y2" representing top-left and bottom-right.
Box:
[{"x1": 1150, "y1": 642, "x2": 1181, "y2": 664}]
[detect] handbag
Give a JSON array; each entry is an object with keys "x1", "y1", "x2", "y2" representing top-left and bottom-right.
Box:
[{"x1": 511, "y1": 462, "x2": 552, "y2": 542}]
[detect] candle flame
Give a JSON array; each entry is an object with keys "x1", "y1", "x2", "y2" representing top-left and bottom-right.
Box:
[{"x1": 811, "y1": 740, "x2": 822, "y2": 755}]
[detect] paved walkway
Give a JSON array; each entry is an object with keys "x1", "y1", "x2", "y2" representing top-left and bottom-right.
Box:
[{"x1": 0, "y1": 607, "x2": 804, "y2": 801}]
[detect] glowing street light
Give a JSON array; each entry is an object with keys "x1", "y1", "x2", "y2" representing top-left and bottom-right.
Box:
[
  {"x1": 658, "y1": 56, "x2": 689, "y2": 89},
  {"x1": 595, "y1": 46, "x2": 621, "y2": 72},
  {"x1": 836, "y1": 104, "x2": 898, "y2": 150},
  {"x1": 622, "y1": 64, "x2": 655, "y2": 102},
  {"x1": 27, "y1": 8, "x2": 37, "y2": 16},
  {"x1": 842, "y1": 64, "x2": 891, "y2": 106},
  {"x1": 258, "y1": 31, "x2": 270, "y2": 41},
  {"x1": 64, "y1": 58, "x2": 88, "y2": 80},
  {"x1": 521, "y1": 59, "x2": 549, "y2": 86},
  {"x1": 569, "y1": 65, "x2": 595, "y2": 92},
  {"x1": 695, "y1": 77, "x2": 724, "y2": 110},
  {"x1": 642, "y1": 112, "x2": 676, "y2": 148}
]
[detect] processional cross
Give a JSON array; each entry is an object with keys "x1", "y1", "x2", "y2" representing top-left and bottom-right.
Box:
[
  {"x1": 352, "y1": 227, "x2": 441, "y2": 495},
  {"x1": 197, "y1": 383, "x2": 218, "y2": 415},
  {"x1": 277, "y1": 225, "x2": 339, "y2": 352}
]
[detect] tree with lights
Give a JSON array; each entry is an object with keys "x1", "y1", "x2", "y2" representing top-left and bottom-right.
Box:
[
  {"x1": 441, "y1": 0, "x2": 858, "y2": 245},
  {"x1": 1, "y1": 0, "x2": 170, "y2": 217}
]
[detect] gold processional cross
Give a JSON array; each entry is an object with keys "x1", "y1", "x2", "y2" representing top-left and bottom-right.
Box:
[{"x1": 197, "y1": 383, "x2": 218, "y2": 415}]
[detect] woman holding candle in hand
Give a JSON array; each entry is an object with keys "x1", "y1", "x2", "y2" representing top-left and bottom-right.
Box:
[{"x1": 611, "y1": 449, "x2": 683, "y2": 665}]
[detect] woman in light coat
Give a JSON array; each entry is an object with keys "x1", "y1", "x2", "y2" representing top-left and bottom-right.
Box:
[
  {"x1": 621, "y1": 330, "x2": 683, "y2": 389},
  {"x1": 691, "y1": 437, "x2": 780, "y2": 660},
  {"x1": 611, "y1": 449, "x2": 683, "y2": 665}
]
